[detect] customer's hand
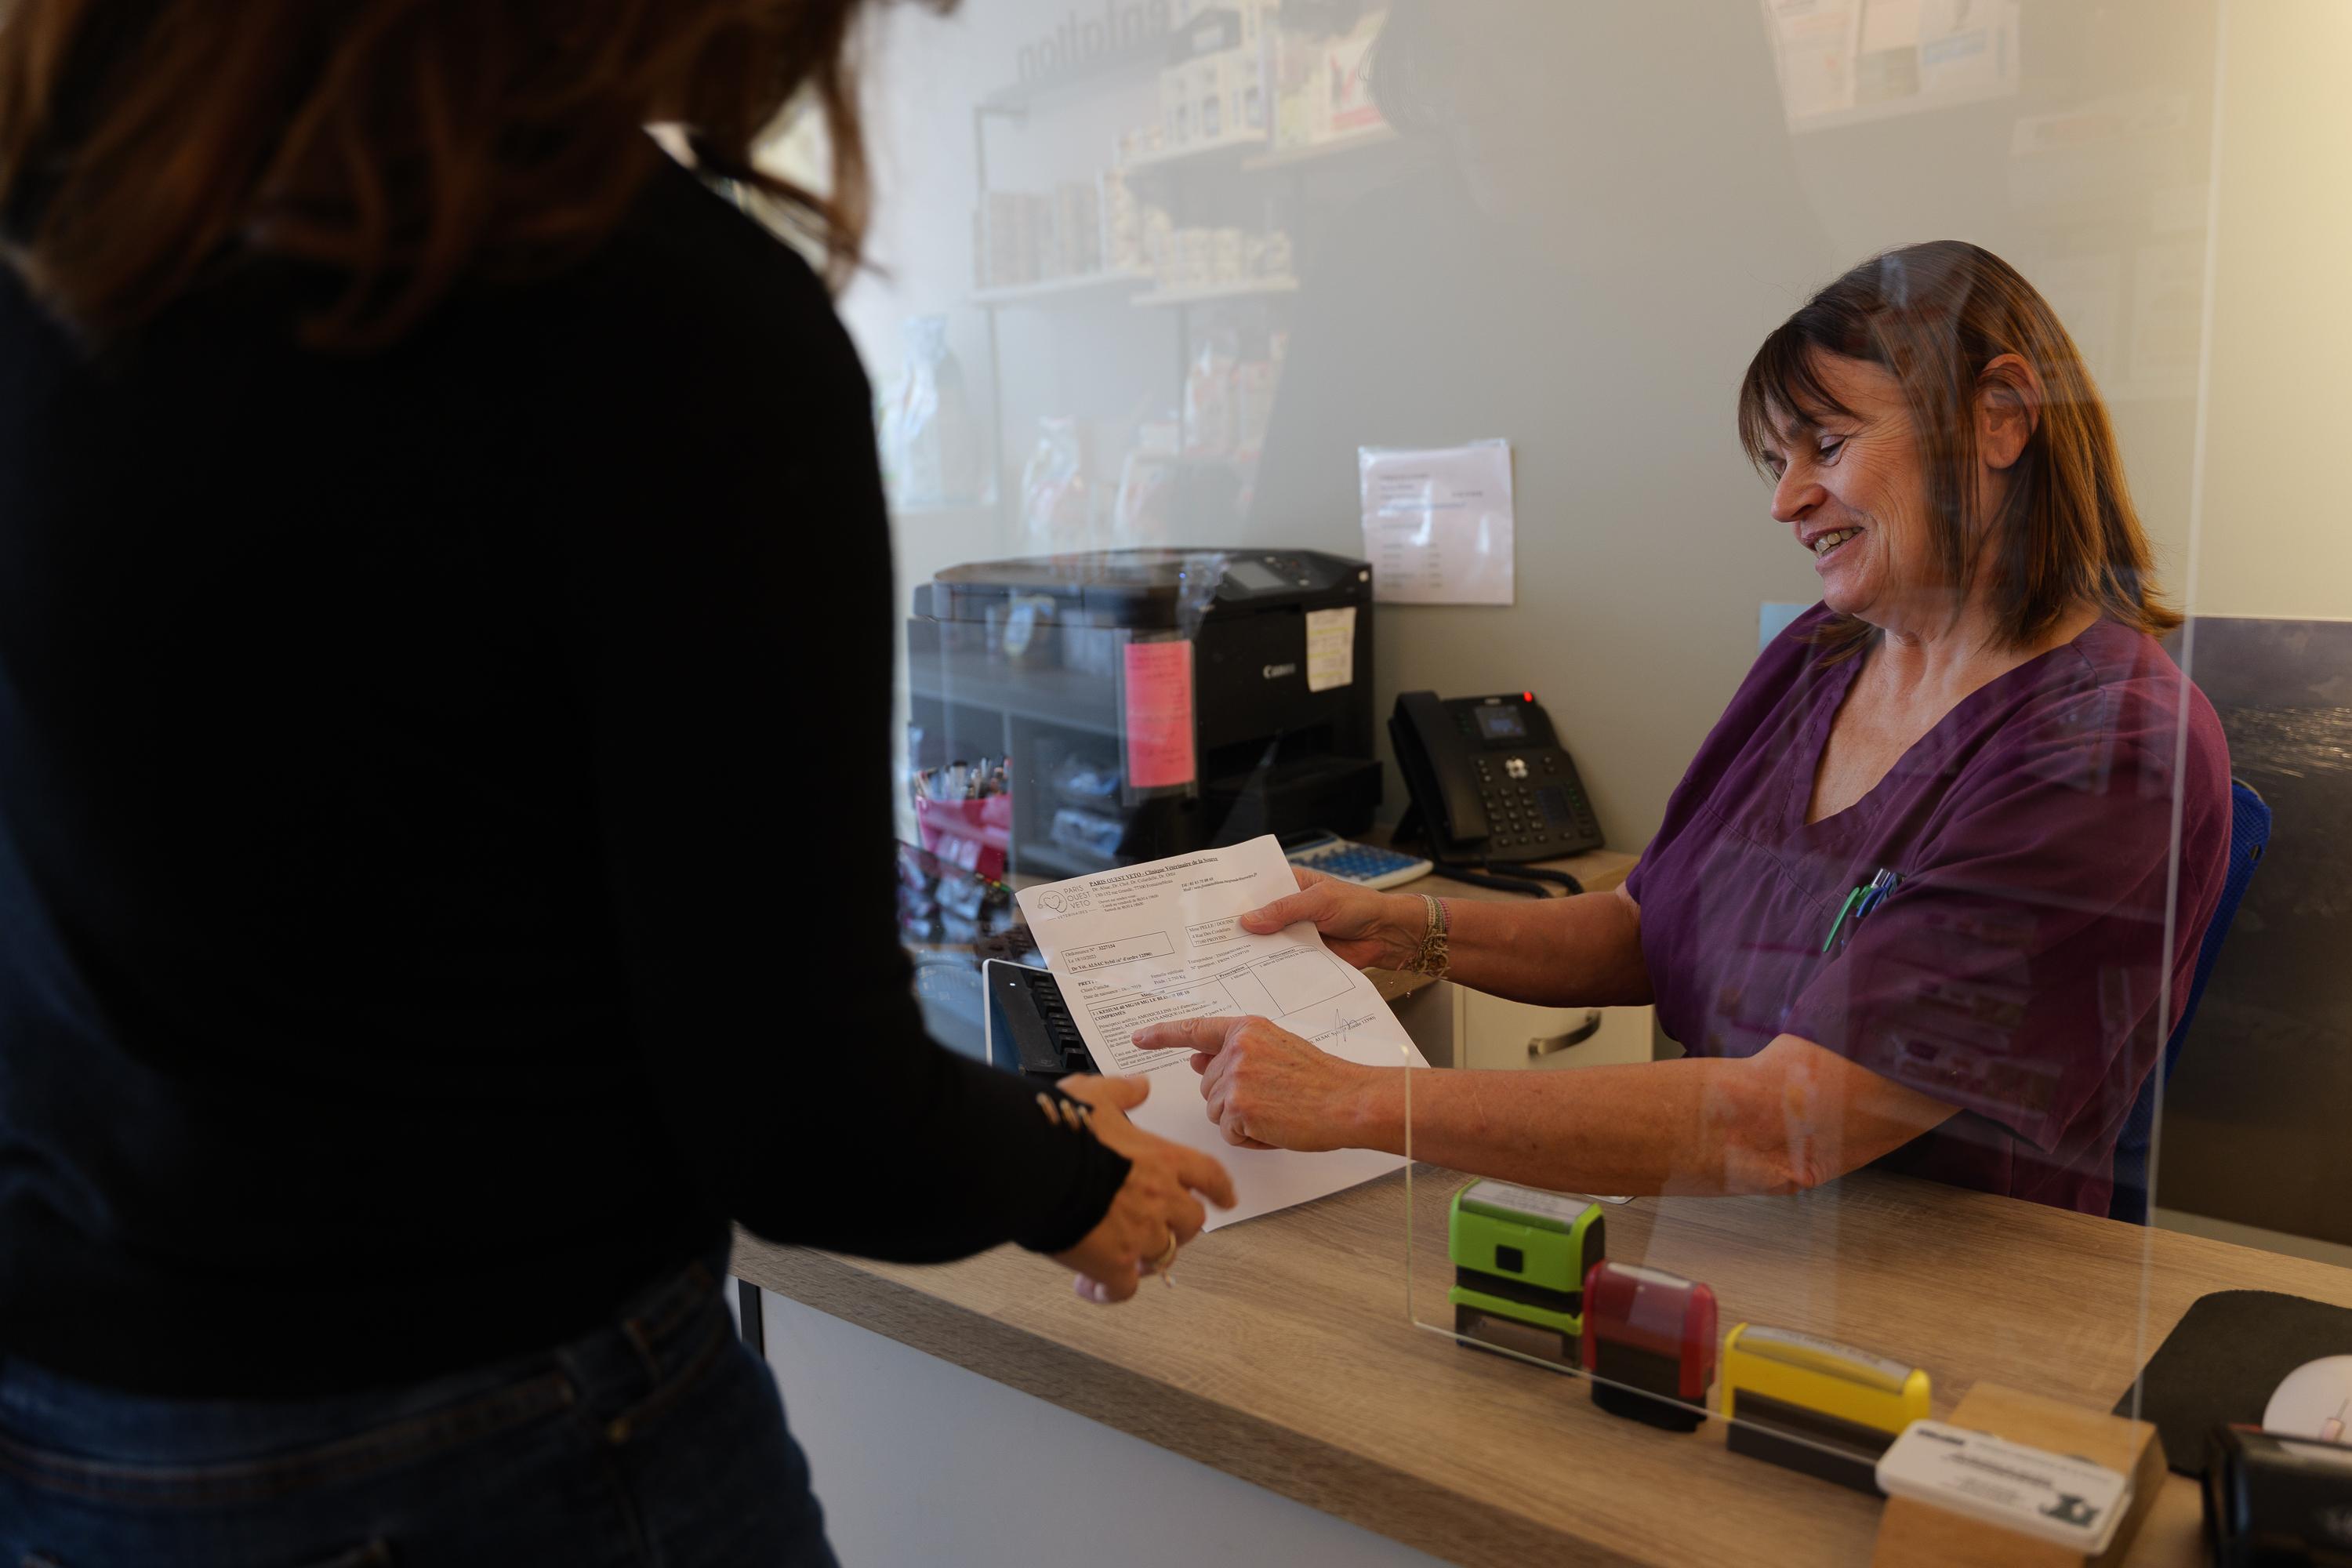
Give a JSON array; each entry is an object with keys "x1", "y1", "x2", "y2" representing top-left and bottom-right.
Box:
[
  {"x1": 1237, "y1": 867, "x2": 1425, "y2": 971},
  {"x1": 1051, "y1": 1075, "x2": 1236, "y2": 1305},
  {"x1": 1131, "y1": 1016, "x2": 1376, "y2": 1153}
]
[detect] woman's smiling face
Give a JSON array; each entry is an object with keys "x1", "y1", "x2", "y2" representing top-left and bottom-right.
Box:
[{"x1": 1758, "y1": 351, "x2": 1950, "y2": 632}]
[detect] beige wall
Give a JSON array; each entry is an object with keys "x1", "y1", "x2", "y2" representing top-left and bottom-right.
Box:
[
  {"x1": 2190, "y1": 0, "x2": 2352, "y2": 622},
  {"x1": 844, "y1": 1, "x2": 2258, "y2": 848}
]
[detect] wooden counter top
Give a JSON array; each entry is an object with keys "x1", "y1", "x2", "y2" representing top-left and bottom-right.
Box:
[
  {"x1": 735, "y1": 1167, "x2": 2352, "y2": 1568},
  {"x1": 1364, "y1": 838, "x2": 1642, "y2": 905}
]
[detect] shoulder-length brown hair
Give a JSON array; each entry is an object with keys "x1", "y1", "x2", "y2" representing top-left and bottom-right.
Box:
[
  {"x1": 1737, "y1": 240, "x2": 2179, "y2": 659},
  {"x1": 0, "y1": 0, "x2": 934, "y2": 347}
]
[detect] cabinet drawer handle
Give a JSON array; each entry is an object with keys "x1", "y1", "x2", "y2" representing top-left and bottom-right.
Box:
[{"x1": 1528, "y1": 1010, "x2": 1603, "y2": 1058}]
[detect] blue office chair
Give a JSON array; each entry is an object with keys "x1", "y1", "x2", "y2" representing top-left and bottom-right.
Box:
[{"x1": 2108, "y1": 779, "x2": 2271, "y2": 1223}]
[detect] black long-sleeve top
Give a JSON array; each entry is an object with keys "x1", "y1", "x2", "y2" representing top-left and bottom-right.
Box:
[{"x1": 0, "y1": 155, "x2": 1127, "y2": 1397}]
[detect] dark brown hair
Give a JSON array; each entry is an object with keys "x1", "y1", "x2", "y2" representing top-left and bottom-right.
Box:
[
  {"x1": 0, "y1": 0, "x2": 937, "y2": 347},
  {"x1": 1737, "y1": 240, "x2": 2179, "y2": 659}
]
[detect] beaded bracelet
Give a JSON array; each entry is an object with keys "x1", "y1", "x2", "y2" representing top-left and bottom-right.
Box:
[{"x1": 1412, "y1": 893, "x2": 1452, "y2": 978}]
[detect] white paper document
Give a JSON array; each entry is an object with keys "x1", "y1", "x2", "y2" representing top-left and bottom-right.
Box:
[
  {"x1": 1303, "y1": 605, "x2": 1356, "y2": 692},
  {"x1": 1358, "y1": 440, "x2": 1515, "y2": 605},
  {"x1": 1015, "y1": 835, "x2": 1425, "y2": 1229}
]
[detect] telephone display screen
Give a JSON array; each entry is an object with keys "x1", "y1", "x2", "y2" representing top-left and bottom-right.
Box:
[{"x1": 1474, "y1": 706, "x2": 1528, "y2": 740}]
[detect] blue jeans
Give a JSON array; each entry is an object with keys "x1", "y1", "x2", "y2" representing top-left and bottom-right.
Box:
[{"x1": 0, "y1": 1250, "x2": 837, "y2": 1568}]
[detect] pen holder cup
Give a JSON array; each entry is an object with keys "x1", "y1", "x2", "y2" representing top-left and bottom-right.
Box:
[{"x1": 916, "y1": 793, "x2": 1013, "y2": 881}]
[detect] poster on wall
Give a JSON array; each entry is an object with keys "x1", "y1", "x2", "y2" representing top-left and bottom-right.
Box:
[
  {"x1": 1763, "y1": 0, "x2": 1862, "y2": 121},
  {"x1": 1762, "y1": 0, "x2": 2020, "y2": 131},
  {"x1": 1356, "y1": 440, "x2": 1515, "y2": 606}
]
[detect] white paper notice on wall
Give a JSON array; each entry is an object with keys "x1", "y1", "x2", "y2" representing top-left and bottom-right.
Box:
[
  {"x1": 1358, "y1": 440, "x2": 1515, "y2": 606},
  {"x1": 1304, "y1": 606, "x2": 1356, "y2": 691}
]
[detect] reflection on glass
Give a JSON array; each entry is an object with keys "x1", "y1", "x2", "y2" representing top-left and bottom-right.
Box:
[
  {"x1": 1242, "y1": 240, "x2": 2227, "y2": 1214},
  {"x1": 835, "y1": 0, "x2": 2351, "y2": 1501},
  {"x1": 1362, "y1": 237, "x2": 2223, "y2": 1466}
]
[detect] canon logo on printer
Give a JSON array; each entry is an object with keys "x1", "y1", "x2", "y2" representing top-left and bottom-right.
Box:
[{"x1": 1262, "y1": 662, "x2": 1298, "y2": 680}]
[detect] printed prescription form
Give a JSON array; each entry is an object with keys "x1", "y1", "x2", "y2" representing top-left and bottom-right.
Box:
[{"x1": 1016, "y1": 835, "x2": 1426, "y2": 1229}]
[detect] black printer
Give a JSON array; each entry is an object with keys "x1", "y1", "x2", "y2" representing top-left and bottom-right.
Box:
[{"x1": 907, "y1": 548, "x2": 1380, "y2": 877}]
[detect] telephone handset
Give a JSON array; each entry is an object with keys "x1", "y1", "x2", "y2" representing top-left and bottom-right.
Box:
[{"x1": 1390, "y1": 691, "x2": 1602, "y2": 868}]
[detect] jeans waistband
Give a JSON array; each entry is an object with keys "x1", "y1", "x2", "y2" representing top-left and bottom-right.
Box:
[
  {"x1": 554, "y1": 1247, "x2": 735, "y2": 1440},
  {"x1": 0, "y1": 1245, "x2": 735, "y2": 1470}
]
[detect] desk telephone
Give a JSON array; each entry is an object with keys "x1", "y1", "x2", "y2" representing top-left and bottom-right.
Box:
[{"x1": 1391, "y1": 691, "x2": 1602, "y2": 887}]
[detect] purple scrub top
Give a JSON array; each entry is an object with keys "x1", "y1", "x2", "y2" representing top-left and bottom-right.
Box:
[{"x1": 1625, "y1": 605, "x2": 2230, "y2": 1215}]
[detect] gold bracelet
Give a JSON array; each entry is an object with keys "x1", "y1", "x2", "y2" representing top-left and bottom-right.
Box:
[{"x1": 1414, "y1": 893, "x2": 1451, "y2": 978}]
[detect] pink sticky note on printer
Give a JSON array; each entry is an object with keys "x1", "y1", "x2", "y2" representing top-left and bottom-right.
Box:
[{"x1": 1122, "y1": 640, "x2": 1196, "y2": 789}]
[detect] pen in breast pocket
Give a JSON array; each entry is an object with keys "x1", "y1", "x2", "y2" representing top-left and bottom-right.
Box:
[{"x1": 1822, "y1": 868, "x2": 1901, "y2": 954}]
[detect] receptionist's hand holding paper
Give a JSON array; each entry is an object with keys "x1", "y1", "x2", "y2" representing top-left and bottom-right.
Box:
[
  {"x1": 1130, "y1": 862, "x2": 1432, "y2": 1151},
  {"x1": 1014, "y1": 836, "x2": 1426, "y2": 1229}
]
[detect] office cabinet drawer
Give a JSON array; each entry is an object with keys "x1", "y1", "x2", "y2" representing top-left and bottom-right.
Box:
[{"x1": 1455, "y1": 992, "x2": 1654, "y2": 1073}]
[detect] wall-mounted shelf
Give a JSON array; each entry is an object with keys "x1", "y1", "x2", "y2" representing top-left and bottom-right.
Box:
[
  {"x1": 970, "y1": 270, "x2": 1153, "y2": 310},
  {"x1": 1121, "y1": 136, "x2": 1268, "y2": 176},
  {"x1": 909, "y1": 662, "x2": 1120, "y2": 735},
  {"x1": 1121, "y1": 125, "x2": 1403, "y2": 181},
  {"x1": 1130, "y1": 277, "x2": 1301, "y2": 307},
  {"x1": 964, "y1": 41, "x2": 1379, "y2": 523},
  {"x1": 1241, "y1": 125, "x2": 1399, "y2": 172}
]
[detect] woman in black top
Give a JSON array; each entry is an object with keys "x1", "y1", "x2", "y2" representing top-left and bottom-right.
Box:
[{"x1": 0, "y1": 2, "x2": 1231, "y2": 1563}]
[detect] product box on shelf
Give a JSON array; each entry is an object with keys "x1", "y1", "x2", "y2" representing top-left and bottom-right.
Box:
[
  {"x1": 1161, "y1": 226, "x2": 1216, "y2": 292},
  {"x1": 1101, "y1": 168, "x2": 1144, "y2": 273},
  {"x1": 1272, "y1": 27, "x2": 1316, "y2": 149},
  {"x1": 1160, "y1": 8, "x2": 1265, "y2": 153},
  {"x1": 1185, "y1": 52, "x2": 1265, "y2": 150},
  {"x1": 1194, "y1": 56, "x2": 1232, "y2": 143},
  {"x1": 1139, "y1": 209, "x2": 1177, "y2": 287},
  {"x1": 1171, "y1": 5, "x2": 1244, "y2": 62},
  {"x1": 1274, "y1": 7, "x2": 1388, "y2": 149},
  {"x1": 1160, "y1": 62, "x2": 1192, "y2": 148},
  {"x1": 981, "y1": 187, "x2": 1115, "y2": 290},
  {"x1": 1229, "y1": 50, "x2": 1267, "y2": 140},
  {"x1": 915, "y1": 792, "x2": 1012, "y2": 882}
]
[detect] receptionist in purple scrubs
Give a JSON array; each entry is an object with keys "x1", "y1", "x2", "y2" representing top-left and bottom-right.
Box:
[{"x1": 1137, "y1": 241, "x2": 2230, "y2": 1218}]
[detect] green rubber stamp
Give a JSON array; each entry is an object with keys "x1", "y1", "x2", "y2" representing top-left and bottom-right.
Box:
[{"x1": 1446, "y1": 1179, "x2": 1610, "y2": 1368}]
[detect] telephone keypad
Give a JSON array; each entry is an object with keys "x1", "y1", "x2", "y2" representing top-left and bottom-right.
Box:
[
  {"x1": 1486, "y1": 764, "x2": 1583, "y2": 853},
  {"x1": 1476, "y1": 760, "x2": 1596, "y2": 855}
]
